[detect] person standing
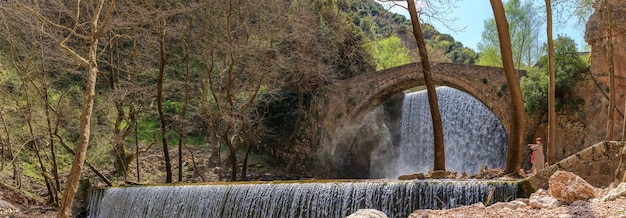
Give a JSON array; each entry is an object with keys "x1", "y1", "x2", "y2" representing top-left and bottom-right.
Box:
[{"x1": 528, "y1": 137, "x2": 545, "y2": 174}]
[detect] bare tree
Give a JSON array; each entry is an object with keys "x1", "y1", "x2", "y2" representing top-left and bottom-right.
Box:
[
  {"x1": 489, "y1": 0, "x2": 526, "y2": 176},
  {"x1": 5, "y1": 0, "x2": 116, "y2": 216},
  {"x1": 197, "y1": 0, "x2": 283, "y2": 181}
]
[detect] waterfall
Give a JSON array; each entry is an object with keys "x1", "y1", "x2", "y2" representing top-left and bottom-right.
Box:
[
  {"x1": 390, "y1": 86, "x2": 508, "y2": 178},
  {"x1": 88, "y1": 180, "x2": 518, "y2": 218}
]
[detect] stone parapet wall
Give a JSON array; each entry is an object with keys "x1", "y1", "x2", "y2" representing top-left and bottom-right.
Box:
[{"x1": 526, "y1": 141, "x2": 626, "y2": 192}]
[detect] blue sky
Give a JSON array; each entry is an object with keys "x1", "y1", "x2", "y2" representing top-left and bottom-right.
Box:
[{"x1": 377, "y1": 0, "x2": 588, "y2": 52}]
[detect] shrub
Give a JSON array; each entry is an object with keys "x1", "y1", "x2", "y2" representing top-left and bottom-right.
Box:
[{"x1": 521, "y1": 35, "x2": 587, "y2": 113}]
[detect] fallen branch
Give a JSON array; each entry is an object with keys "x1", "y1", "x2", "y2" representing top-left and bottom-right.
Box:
[
  {"x1": 484, "y1": 187, "x2": 496, "y2": 206},
  {"x1": 54, "y1": 133, "x2": 112, "y2": 186}
]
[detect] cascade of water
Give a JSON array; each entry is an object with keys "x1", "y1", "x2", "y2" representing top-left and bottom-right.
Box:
[
  {"x1": 390, "y1": 86, "x2": 508, "y2": 178},
  {"x1": 88, "y1": 180, "x2": 518, "y2": 218}
]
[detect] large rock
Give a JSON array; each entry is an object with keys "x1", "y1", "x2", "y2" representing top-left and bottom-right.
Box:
[
  {"x1": 346, "y1": 209, "x2": 388, "y2": 218},
  {"x1": 548, "y1": 171, "x2": 597, "y2": 204}
]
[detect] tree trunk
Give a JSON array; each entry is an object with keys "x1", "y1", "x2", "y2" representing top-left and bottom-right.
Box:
[
  {"x1": 0, "y1": 110, "x2": 20, "y2": 188},
  {"x1": 489, "y1": 0, "x2": 526, "y2": 176},
  {"x1": 546, "y1": 0, "x2": 556, "y2": 165},
  {"x1": 178, "y1": 48, "x2": 190, "y2": 182},
  {"x1": 111, "y1": 98, "x2": 135, "y2": 178},
  {"x1": 57, "y1": 37, "x2": 100, "y2": 218},
  {"x1": 604, "y1": 0, "x2": 615, "y2": 140},
  {"x1": 157, "y1": 20, "x2": 173, "y2": 183},
  {"x1": 23, "y1": 86, "x2": 57, "y2": 205},
  {"x1": 57, "y1": 1, "x2": 112, "y2": 216},
  {"x1": 222, "y1": 134, "x2": 238, "y2": 181},
  {"x1": 241, "y1": 142, "x2": 253, "y2": 181},
  {"x1": 108, "y1": 41, "x2": 135, "y2": 178},
  {"x1": 406, "y1": 0, "x2": 445, "y2": 171}
]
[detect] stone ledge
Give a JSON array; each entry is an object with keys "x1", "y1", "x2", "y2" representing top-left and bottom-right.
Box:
[{"x1": 525, "y1": 141, "x2": 626, "y2": 194}]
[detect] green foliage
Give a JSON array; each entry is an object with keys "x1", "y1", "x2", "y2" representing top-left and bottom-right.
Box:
[
  {"x1": 537, "y1": 36, "x2": 587, "y2": 96},
  {"x1": 339, "y1": 0, "x2": 410, "y2": 39},
  {"x1": 521, "y1": 35, "x2": 587, "y2": 113},
  {"x1": 339, "y1": 0, "x2": 477, "y2": 65},
  {"x1": 521, "y1": 67, "x2": 549, "y2": 112},
  {"x1": 477, "y1": 45, "x2": 502, "y2": 67},
  {"x1": 368, "y1": 35, "x2": 411, "y2": 70},
  {"x1": 477, "y1": 0, "x2": 541, "y2": 69}
]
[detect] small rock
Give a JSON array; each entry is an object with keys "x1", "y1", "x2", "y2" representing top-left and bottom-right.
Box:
[
  {"x1": 601, "y1": 182, "x2": 626, "y2": 202},
  {"x1": 487, "y1": 202, "x2": 508, "y2": 210},
  {"x1": 529, "y1": 189, "x2": 560, "y2": 208},
  {"x1": 346, "y1": 209, "x2": 388, "y2": 218},
  {"x1": 506, "y1": 200, "x2": 527, "y2": 210},
  {"x1": 548, "y1": 170, "x2": 597, "y2": 204},
  {"x1": 0, "y1": 199, "x2": 18, "y2": 214}
]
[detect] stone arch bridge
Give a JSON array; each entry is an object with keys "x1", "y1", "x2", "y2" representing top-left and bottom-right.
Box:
[{"x1": 317, "y1": 62, "x2": 522, "y2": 147}]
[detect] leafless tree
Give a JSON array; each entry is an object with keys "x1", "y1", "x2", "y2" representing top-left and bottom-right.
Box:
[
  {"x1": 2, "y1": 0, "x2": 116, "y2": 216},
  {"x1": 196, "y1": 0, "x2": 285, "y2": 181}
]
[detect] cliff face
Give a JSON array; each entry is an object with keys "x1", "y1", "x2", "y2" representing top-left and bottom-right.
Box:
[
  {"x1": 585, "y1": 0, "x2": 626, "y2": 138},
  {"x1": 521, "y1": 1, "x2": 626, "y2": 169}
]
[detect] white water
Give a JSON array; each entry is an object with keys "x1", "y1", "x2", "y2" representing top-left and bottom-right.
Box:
[
  {"x1": 88, "y1": 180, "x2": 518, "y2": 218},
  {"x1": 387, "y1": 86, "x2": 508, "y2": 178}
]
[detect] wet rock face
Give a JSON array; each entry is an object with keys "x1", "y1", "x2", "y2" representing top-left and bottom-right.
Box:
[{"x1": 548, "y1": 170, "x2": 597, "y2": 204}]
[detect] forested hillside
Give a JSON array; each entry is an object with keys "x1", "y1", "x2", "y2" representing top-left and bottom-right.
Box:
[
  {"x1": 0, "y1": 0, "x2": 479, "y2": 209},
  {"x1": 338, "y1": 0, "x2": 478, "y2": 65}
]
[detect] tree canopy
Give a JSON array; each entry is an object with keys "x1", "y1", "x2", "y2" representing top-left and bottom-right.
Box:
[
  {"x1": 521, "y1": 35, "x2": 587, "y2": 113},
  {"x1": 478, "y1": 0, "x2": 542, "y2": 69}
]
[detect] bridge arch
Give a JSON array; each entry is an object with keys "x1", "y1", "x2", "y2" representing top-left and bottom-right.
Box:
[{"x1": 318, "y1": 62, "x2": 519, "y2": 141}]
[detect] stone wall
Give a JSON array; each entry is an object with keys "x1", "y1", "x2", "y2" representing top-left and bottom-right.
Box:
[{"x1": 526, "y1": 141, "x2": 626, "y2": 192}]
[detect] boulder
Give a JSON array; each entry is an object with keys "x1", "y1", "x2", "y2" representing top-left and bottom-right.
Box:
[
  {"x1": 529, "y1": 189, "x2": 560, "y2": 209},
  {"x1": 548, "y1": 171, "x2": 597, "y2": 204},
  {"x1": 601, "y1": 182, "x2": 626, "y2": 202},
  {"x1": 346, "y1": 209, "x2": 388, "y2": 218}
]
